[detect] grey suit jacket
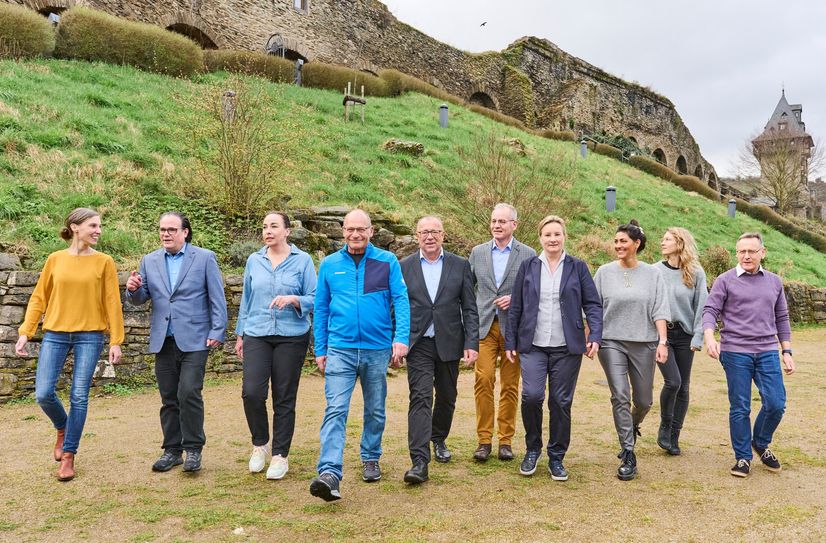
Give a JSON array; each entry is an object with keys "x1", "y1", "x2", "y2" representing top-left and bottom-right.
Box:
[
  {"x1": 126, "y1": 244, "x2": 228, "y2": 353},
  {"x1": 468, "y1": 238, "x2": 536, "y2": 339},
  {"x1": 400, "y1": 251, "x2": 479, "y2": 361}
]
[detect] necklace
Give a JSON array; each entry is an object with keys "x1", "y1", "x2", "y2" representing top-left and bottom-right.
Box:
[{"x1": 623, "y1": 271, "x2": 632, "y2": 288}]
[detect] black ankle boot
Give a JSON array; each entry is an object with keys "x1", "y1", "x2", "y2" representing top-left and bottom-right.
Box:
[
  {"x1": 668, "y1": 427, "x2": 681, "y2": 456},
  {"x1": 657, "y1": 418, "x2": 672, "y2": 451},
  {"x1": 617, "y1": 449, "x2": 637, "y2": 481}
]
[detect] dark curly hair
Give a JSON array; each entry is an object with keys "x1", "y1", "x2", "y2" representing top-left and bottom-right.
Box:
[{"x1": 616, "y1": 219, "x2": 646, "y2": 253}]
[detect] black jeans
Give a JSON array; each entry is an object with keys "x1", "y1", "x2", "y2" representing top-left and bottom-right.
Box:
[
  {"x1": 406, "y1": 338, "x2": 460, "y2": 463},
  {"x1": 657, "y1": 326, "x2": 695, "y2": 430},
  {"x1": 155, "y1": 337, "x2": 209, "y2": 453},
  {"x1": 241, "y1": 332, "x2": 310, "y2": 457},
  {"x1": 520, "y1": 345, "x2": 582, "y2": 461}
]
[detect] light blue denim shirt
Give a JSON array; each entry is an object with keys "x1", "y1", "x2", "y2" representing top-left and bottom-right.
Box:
[
  {"x1": 491, "y1": 237, "x2": 513, "y2": 288},
  {"x1": 420, "y1": 249, "x2": 444, "y2": 337},
  {"x1": 164, "y1": 242, "x2": 187, "y2": 336},
  {"x1": 235, "y1": 245, "x2": 317, "y2": 338}
]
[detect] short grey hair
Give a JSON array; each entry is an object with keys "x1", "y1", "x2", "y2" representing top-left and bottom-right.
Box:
[
  {"x1": 492, "y1": 203, "x2": 517, "y2": 221},
  {"x1": 737, "y1": 232, "x2": 764, "y2": 247}
]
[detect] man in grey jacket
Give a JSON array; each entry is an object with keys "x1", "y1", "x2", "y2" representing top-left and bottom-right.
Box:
[
  {"x1": 126, "y1": 212, "x2": 227, "y2": 473},
  {"x1": 468, "y1": 204, "x2": 536, "y2": 462}
]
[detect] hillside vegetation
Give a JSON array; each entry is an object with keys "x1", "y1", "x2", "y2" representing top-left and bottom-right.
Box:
[{"x1": 1, "y1": 59, "x2": 825, "y2": 285}]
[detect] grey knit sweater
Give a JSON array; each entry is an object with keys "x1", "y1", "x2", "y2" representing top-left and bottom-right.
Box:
[
  {"x1": 656, "y1": 261, "x2": 708, "y2": 349},
  {"x1": 593, "y1": 261, "x2": 670, "y2": 342}
]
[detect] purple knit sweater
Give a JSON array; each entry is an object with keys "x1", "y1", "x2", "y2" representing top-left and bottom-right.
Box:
[{"x1": 702, "y1": 267, "x2": 791, "y2": 353}]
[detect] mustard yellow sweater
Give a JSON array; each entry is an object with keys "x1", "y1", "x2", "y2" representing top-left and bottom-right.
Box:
[{"x1": 19, "y1": 250, "x2": 125, "y2": 345}]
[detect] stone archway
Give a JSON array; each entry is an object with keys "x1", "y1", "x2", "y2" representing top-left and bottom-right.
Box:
[
  {"x1": 355, "y1": 61, "x2": 381, "y2": 78},
  {"x1": 264, "y1": 35, "x2": 312, "y2": 62},
  {"x1": 676, "y1": 155, "x2": 688, "y2": 174},
  {"x1": 22, "y1": 0, "x2": 74, "y2": 15},
  {"x1": 469, "y1": 91, "x2": 497, "y2": 110},
  {"x1": 158, "y1": 13, "x2": 225, "y2": 49},
  {"x1": 652, "y1": 148, "x2": 667, "y2": 166},
  {"x1": 166, "y1": 23, "x2": 218, "y2": 49},
  {"x1": 694, "y1": 164, "x2": 704, "y2": 179},
  {"x1": 708, "y1": 172, "x2": 718, "y2": 190}
]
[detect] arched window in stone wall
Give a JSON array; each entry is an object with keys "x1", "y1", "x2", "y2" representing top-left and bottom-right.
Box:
[
  {"x1": 708, "y1": 172, "x2": 718, "y2": 190},
  {"x1": 694, "y1": 164, "x2": 704, "y2": 179},
  {"x1": 166, "y1": 23, "x2": 218, "y2": 49},
  {"x1": 676, "y1": 155, "x2": 688, "y2": 174},
  {"x1": 469, "y1": 91, "x2": 497, "y2": 111},
  {"x1": 293, "y1": 0, "x2": 310, "y2": 15},
  {"x1": 653, "y1": 148, "x2": 667, "y2": 166}
]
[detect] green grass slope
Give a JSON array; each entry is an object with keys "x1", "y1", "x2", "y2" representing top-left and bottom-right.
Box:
[{"x1": 1, "y1": 59, "x2": 825, "y2": 285}]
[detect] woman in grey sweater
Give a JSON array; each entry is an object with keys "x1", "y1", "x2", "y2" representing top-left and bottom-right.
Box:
[
  {"x1": 594, "y1": 220, "x2": 670, "y2": 480},
  {"x1": 655, "y1": 227, "x2": 707, "y2": 456}
]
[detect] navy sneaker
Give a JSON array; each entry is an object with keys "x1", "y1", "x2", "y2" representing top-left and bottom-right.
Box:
[
  {"x1": 362, "y1": 460, "x2": 381, "y2": 482},
  {"x1": 730, "y1": 459, "x2": 750, "y2": 478},
  {"x1": 310, "y1": 472, "x2": 341, "y2": 501},
  {"x1": 752, "y1": 442, "x2": 781, "y2": 472},
  {"x1": 549, "y1": 460, "x2": 569, "y2": 481},
  {"x1": 519, "y1": 450, "x2": 541, "y2": 476}
]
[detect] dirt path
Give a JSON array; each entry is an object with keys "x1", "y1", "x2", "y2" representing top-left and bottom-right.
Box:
[{"x1": 1, "y1": 328, "x2": 825, "y2": 543}]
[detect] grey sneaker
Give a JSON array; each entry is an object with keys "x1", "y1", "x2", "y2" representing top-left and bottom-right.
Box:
[
  {"x1": 152, "y1": 451, "x2": 183, "y2": 472},
  {"x1": 310, "y1": 472, "x2": 341, "y2": 501},
  {"x1": 362, "y1": 460, "x2": 381, "y2": 482}
]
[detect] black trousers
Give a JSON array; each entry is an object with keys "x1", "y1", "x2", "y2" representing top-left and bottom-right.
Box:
[
  {"x1": 406, "y1": 338, "x2": 460, "y2": 463},
  {"x1": 241, "y1": 332, "x2": 310, "y2": 457},
  {"x1": 520, "y1": 345, "x2": 582, "y2": 461},
  {"x1": 657, "y1": 326, "x2": 695, "y2": 430},
  {"x1": 155, "y1": 337, "x2": 209, "y2": 453}
]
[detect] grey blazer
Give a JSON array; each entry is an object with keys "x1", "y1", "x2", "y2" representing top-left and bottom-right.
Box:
[
  {"x1": 126, "y1": 244, "x2": 228, "y2": 353},
  {"x1": 468, "y1": 238, "x2": 536, "y2": 339},
  {"x1": 400, "y1": 251, "x2": 480, "y2": 361}
]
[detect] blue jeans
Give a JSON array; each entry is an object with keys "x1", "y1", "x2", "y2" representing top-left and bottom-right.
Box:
[
  {"x1": 34, "y1": 331, "x2": 105, "y2": 454},
  {"x1": 317, "y1": 347, "x2": 392, "y2": 480},
  {"x1": 719, "y1": 351, "x2": 786, "y2": 461}
]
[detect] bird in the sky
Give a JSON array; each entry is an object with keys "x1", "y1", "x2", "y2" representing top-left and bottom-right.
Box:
[{"x1": 480, "y1": 21, "x2": 487, "y2": 26}]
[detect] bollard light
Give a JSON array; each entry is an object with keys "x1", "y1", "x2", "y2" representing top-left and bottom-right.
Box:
[
  {"x1": 728, "y1": 198, "x2": 736, "y2": 218},
  {"x1": 606, "y1": 186, "x2": 617, "y2": 212},
  {"x1": 580, "y1": 140, "x2": 588, "y2": 158},
  {"x1": 439, "y1": 104, "x2": 449, "y2": 128}
]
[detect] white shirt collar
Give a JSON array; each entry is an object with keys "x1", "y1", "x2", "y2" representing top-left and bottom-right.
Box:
[
  {"x1": 736, "y1": 264, "x2": 764, "y2": 276},
  {"x1": 539, "y1": 251, "x2": 566, "y2": 268}
]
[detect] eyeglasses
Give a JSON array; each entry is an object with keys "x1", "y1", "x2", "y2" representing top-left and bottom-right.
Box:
[
  {"x1": 159, "y1": 228, "x2": 179, "y2": 235},
  {"x1": 343, "y1": 227, "x2": 371, "y2": 234},
  {"x1": 490, "y1": 219, "x2": 515, "y2": 226},
  {"x1": 416, "y1": 230, "x2": 443, "y2": 238},
  {"x1": 736, "y1": 249, "x2": 762, "y2": 256}
]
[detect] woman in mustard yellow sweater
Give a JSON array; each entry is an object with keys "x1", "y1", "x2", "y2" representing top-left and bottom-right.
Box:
[{"x1": 15, "y1": 208, "x2": 124, "y2": 482}]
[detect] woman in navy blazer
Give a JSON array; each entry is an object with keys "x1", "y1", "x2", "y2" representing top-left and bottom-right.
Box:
[{"x1": 505, "y1": 215, "x2": 602, "y2": 481}]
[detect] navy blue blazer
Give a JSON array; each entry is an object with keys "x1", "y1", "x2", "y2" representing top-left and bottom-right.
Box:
[{"x1": 505, "y1": 253, "x2": 602, "y2": 355}]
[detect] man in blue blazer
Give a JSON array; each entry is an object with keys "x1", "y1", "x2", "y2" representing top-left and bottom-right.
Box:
[{"x1": 126, "y1": 212, "x2": 228, "y2": 473}]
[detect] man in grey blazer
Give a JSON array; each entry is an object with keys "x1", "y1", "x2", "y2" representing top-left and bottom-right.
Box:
[
  {"x1": 468, "y1": 203, "x2": 536, "y2": 462},
  {"x1": 126, "y1": 212, "x2": 228, "y2": 473},
  {"x1": 400, "y1": 216, "x2": 479, "y2": 484}
]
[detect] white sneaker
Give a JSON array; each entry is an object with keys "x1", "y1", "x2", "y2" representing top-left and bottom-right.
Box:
[
  {"x1": 266, "y1": 455, "x2": 289, "y2": 480},
  {"x1": 249, "y1": 446, "x2": 268, "y2": 473}
]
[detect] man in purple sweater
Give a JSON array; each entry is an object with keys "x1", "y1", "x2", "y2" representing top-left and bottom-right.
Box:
[{"x1": 702, "y1": 232, "x2": 796, "y2": 478}]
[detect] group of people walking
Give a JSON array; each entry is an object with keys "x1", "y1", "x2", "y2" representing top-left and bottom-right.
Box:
[{"x1": 16, "y1": 204, "x2": 795, "y2": 497}]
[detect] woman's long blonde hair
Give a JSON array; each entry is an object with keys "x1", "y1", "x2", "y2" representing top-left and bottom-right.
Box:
[{"x1": 665, "y1": 227, "x2": 700, "y2": 288}]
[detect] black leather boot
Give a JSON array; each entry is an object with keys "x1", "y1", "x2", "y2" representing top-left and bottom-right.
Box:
[
  {"x1": 657, "y1": 418, "x2": 672, "y2": 451},
  {"x1": 668, "y1": 427, "x2": 681, "y2": 456},
  {"x1": 617, "y1": 449, "x2": 637, "y2": 481}
]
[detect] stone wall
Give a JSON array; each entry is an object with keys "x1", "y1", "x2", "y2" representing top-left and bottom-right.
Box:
[
  {"x1": 0, "y1": 206, "x2": 419, "y2": 402},
  {"x1": 12, "y1": 0, "x2": 717, "y2": 185}
]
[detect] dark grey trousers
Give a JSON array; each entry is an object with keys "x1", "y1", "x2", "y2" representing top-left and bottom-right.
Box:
[
  {"x1": 155, "y1": 337, "x2": 209, "y2": 453},
  {"x1": 406, "y1": 338, "x2": 460, "y2": 463},
  {"x1": 598, "y1": 339, "x2": 657, "y2": 450},
  {"x1": 520, "y1": 345, "x2": 582, "y2": 461}
]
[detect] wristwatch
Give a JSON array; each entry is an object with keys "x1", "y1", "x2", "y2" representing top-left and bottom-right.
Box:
[{"x1": 782, "y1": 349, "x2": 793, "y2": 355}]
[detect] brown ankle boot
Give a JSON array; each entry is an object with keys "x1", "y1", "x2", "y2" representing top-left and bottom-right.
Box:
[
  {"x1": 57, "y1": 452, "x2": 75, "y2": 482},
  {"x1": 54, "y1": 428, "x2": 66, "y2": 462}
]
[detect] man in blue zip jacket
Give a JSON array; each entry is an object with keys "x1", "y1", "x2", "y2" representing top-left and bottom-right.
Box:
[{"x1": 310, "y1": 209, "x2": 410, "y2": 502}]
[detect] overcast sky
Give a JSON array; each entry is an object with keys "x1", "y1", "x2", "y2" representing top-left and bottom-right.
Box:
[{"x1": 382, "y1": 0, "x2": 825, "y2": 178}]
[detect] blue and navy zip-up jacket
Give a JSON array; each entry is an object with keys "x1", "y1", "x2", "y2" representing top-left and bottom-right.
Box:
[{"x1": 314, "y1": 243, "x2": 410, "y2": 356}]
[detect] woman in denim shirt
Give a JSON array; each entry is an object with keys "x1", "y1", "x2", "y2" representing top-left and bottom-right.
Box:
[{"x1": 235, "y1": 212, "x2": 317, "y2": 480}]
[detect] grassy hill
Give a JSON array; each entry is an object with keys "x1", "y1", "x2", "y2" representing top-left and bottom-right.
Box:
[{"x1": 1, "y1": 59, "x2": 825, "y2": 285}]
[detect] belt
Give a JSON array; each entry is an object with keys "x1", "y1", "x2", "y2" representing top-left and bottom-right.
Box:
[{"x1": 666, "y1": 321, "x2": 676, "y2": 330}]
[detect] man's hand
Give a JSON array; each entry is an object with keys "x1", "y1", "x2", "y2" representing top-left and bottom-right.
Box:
[
  {"x1": 585, "y1": 342, "x2": 600, "y2": 359},
  {"x1": 782, "y1": 352, "x2": 795, "y2": 375},
  {"x1": 705, "y1": 330, "x2": 720, "y2": 360},
  {"x1": 126, "y1": 271, "x2": 142, "y2": 292},
  {"x1": 15, "y1": 335, "x2": 28, "y2": 356},
  {"x1": 493, "y1": 295, "x2": 511, "y2": 311},
  {"x1": 464, "y1": 349, "x2": 478, "y2": 364},
  {"x1": 235, "y1": 336, "x2": 244, "y2": 360},
  {"x1": 206, "y1": 339, "x2": 223, "y2": 348},
  {"x1": 505, "y1": 350, "x2": 517, "y2": 363},
  {"x1": 391, "y1": 342, "x2": 408, "y2": 367},
  {"x1": 109, "y1": 345, "x2": 122, "y2": 365},
  {"x1": 316, "y1": 355, "x2": 327, "y2": 374},
  {"x1": 269, "y1": 295, "x2": 299, "y2": 310}
]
